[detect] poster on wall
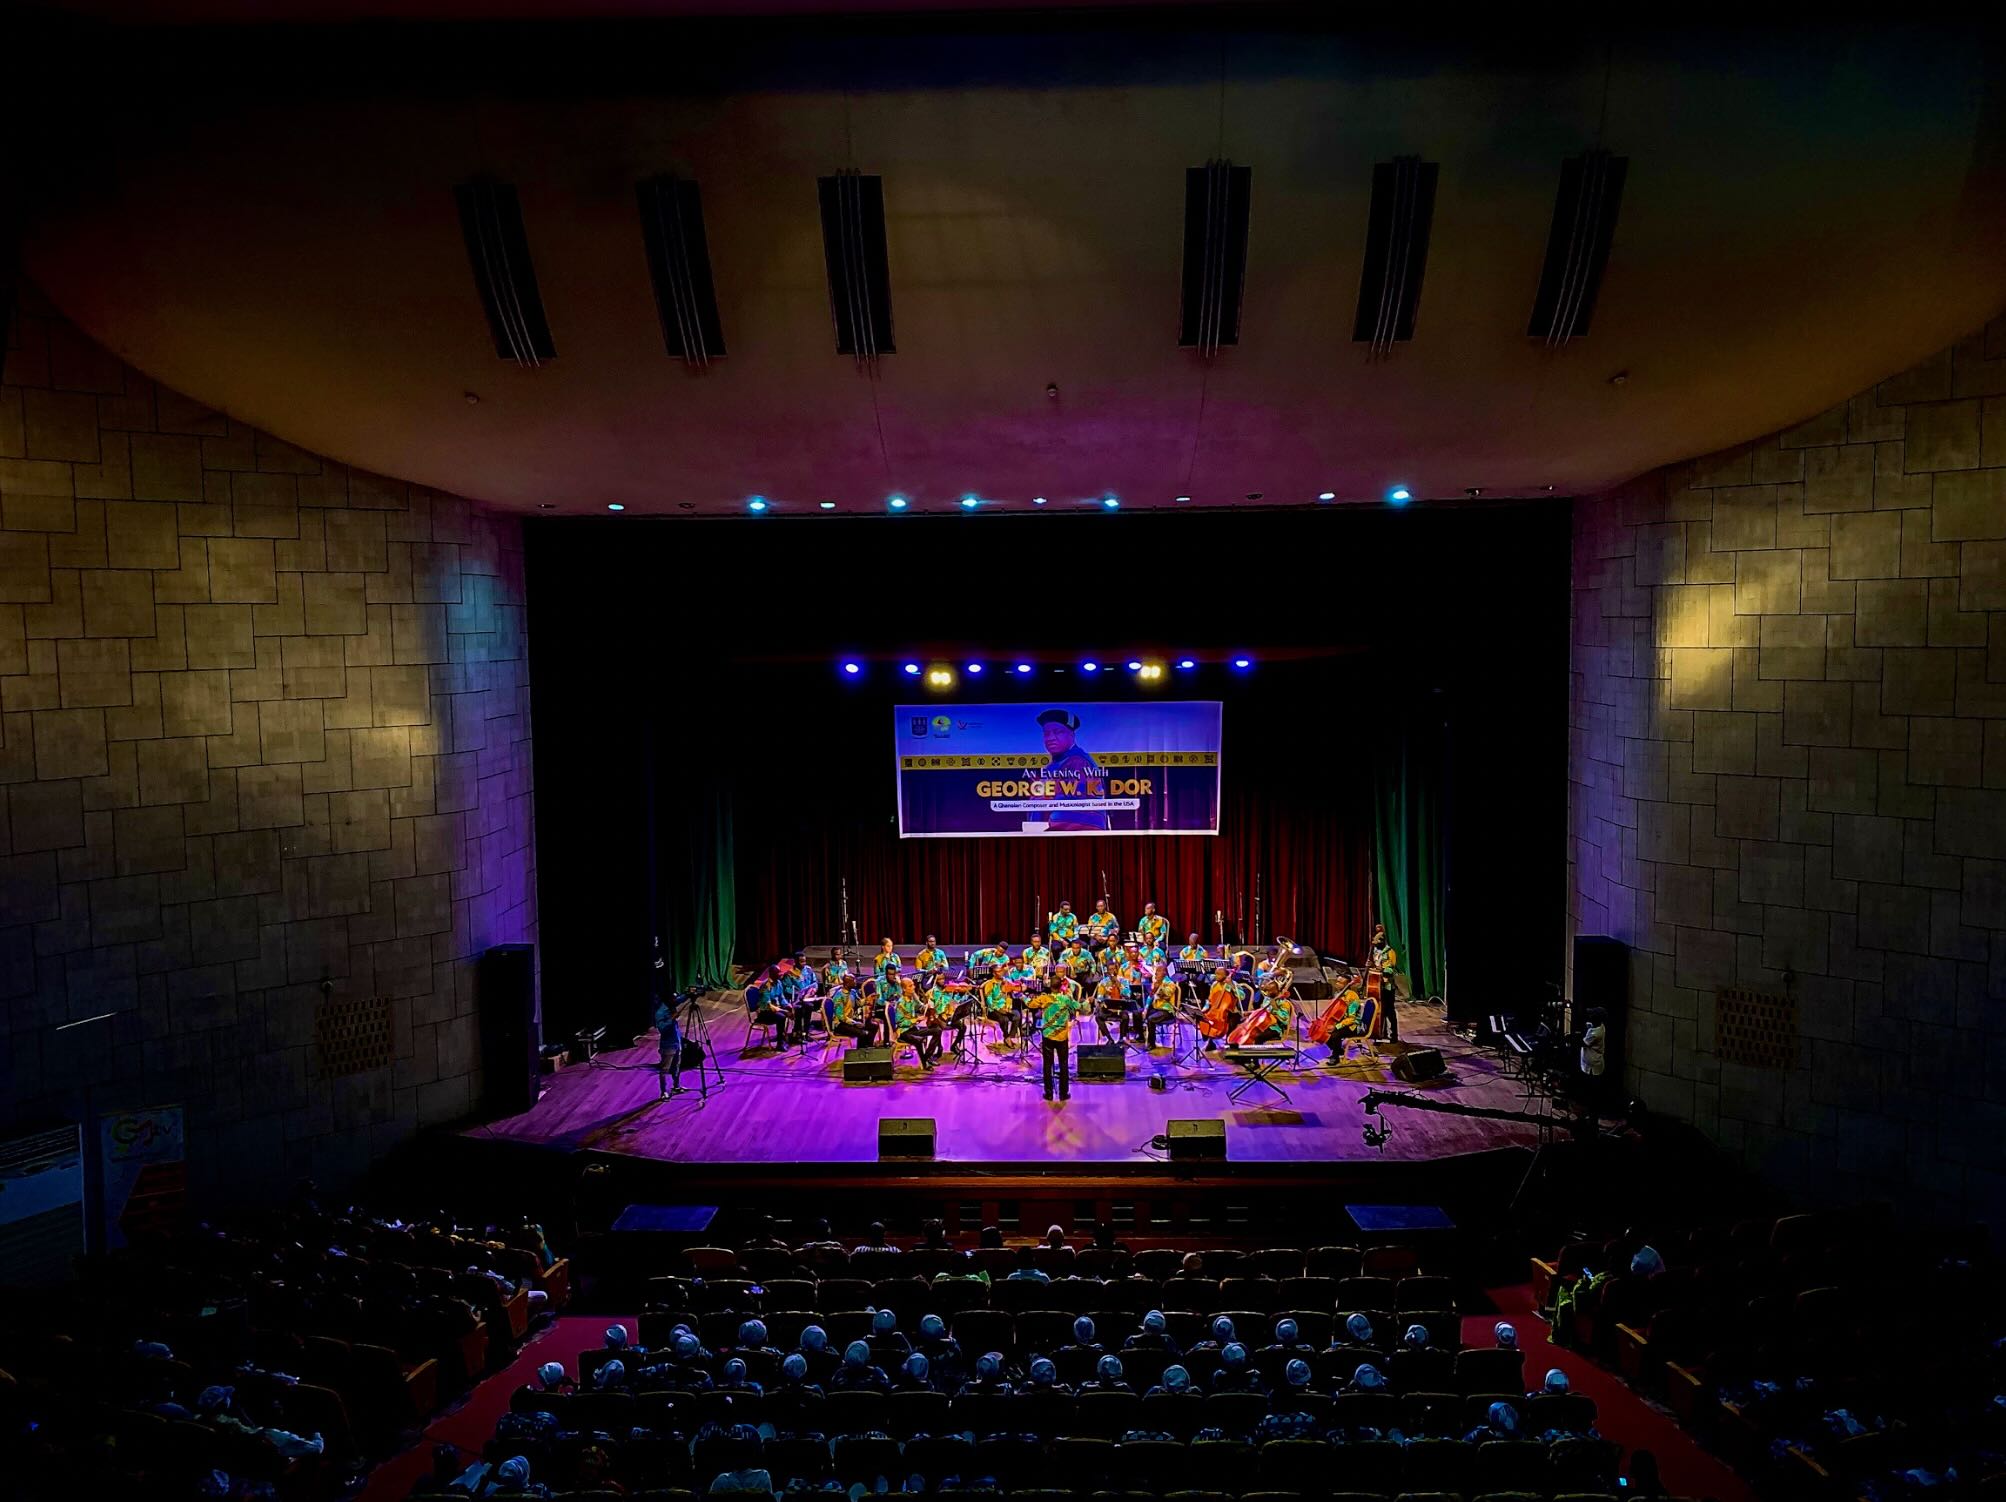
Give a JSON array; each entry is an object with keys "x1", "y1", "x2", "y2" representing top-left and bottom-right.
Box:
[
  {"x1": 896, "y1": 701, "x2": 1222, "y2": 837},
  {"x1": 0, "y1": 1125, "x2": 84, "y2": 1286},
  {"x1": 99, "y1": 1105, "x2": 187, "y2": 1250}
]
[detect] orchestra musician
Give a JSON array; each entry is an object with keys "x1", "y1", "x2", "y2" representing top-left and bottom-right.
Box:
[
  {"x1": 915, "y1": 935, "x2": 948, "y2": 980},
  {"x1": 1137, "y1": 902, "x2": 1169, "y2": 949},
  {"x1": 873, "y1": 938, "x2": 901, "y2": 986},
  {"x1": 970, "y1": 939, "x2": 1009, "y2": 974},
  {"x1": 1370, "y1": 923, "x2": 1395, "y2": 973},
  {"x1": 926, "y1": 973, "x2": 973, "y2": 1056},
  {"x1": 824, "y1": 947, "x2": 852, "y2": 991},
  {"x1": 1203, "y1": 964, "x2": 1248, "y2": 1050},
  {"x1": 980, "y1": 967, "x2": 1020, "y2": 1042},
  {"x1": 1086, "y1": 898, "x2": 1120, "y2": 944},
  {"x1": 825, "y1": 978, "x2": 886, "y2": 1048},
  {"x1": 891, "y1": 977, "x2": 943, "y2": 1069},
  {"x1": 1023, "y1": 933, "x2": 1053, "y2": 974},
  {"x1": 1092, "y1": 967, "x2": 1131, "y2": 1043},
  {"x1": 1179, "y1": 934, "x2": 1214, "y2": 966},
  {"x1": 1138, "y1": 937, "x2": 1167, "y2": 971},
  {"x1": 1048, "y1": 900, "x2": 1079, "y2": 945},
  {"x1": 1147, "y1": 963, "x2": 1182, "y2": 1047},
  {"x1": 1058, "y1": 938, "x2": 1093, "y2": 981}
]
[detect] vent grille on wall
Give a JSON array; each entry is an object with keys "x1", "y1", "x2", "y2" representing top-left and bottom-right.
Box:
[
  {"x1": 1528, "y1": 150, "x2": 1627, "y2": 346},
  {"x1": 455, "y1": 178, "x2": 557, "y2": 367},
  {"x1": 1353, "y1": 156, "x2": 1438, "y2": 357},
  {"x1": 1179, "y1": 160, "x2": 1252, "y2": 356},
  {"x1": 637, "y1": 175, "x2": 726, "y2": 366},
  {"x1": 315, "y1": 992, "x2": 395, "y2": 1078},
  {"x1": 817, "y1": 171, "x2": 895, "y2": 359},
  {"x1": 1715, "y1": 984, "x2": 1797, "y2": 1070}
]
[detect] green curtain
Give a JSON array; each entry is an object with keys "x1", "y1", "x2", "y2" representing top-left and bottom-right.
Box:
[
  {"x1": 648, "y1": 703, "x2": 738, "y2": 994},
  {"x1": 1372, "y1": 708, "x2": 1446, "y2": 1002}
]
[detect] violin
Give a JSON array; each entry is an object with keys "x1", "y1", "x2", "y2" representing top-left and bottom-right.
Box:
[{"x1": 1198, "y1": 980, "x2": 1240, "y2": 1039}]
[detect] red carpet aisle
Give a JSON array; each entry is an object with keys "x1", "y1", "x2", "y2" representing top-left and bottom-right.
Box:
[
  {"x1": 356, "y1": 1314, "x2": 636, "y2": 1502},
  {"x1": 1473, "y1": 1291, "x2": 1754, "y2": 1502}
]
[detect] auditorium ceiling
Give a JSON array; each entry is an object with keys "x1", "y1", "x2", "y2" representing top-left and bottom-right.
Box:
[{"x1": 12, "y1": 5, "x2": 2006, "y2": 513}]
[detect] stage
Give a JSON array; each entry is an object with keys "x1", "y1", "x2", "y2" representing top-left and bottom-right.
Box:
[{"x1": 466, "y1": 995, "x2": 1556, "y2": 1170}]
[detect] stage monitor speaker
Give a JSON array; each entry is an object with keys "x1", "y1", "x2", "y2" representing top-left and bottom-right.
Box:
[
  {"x1": 843, "y1": 1046, "x2": 894, "y2": 1083},
  {"x1": 1167, "y1": 1118, "x2": 1226, "y2": 1160},
  {"x1": 1391, "y1": 1046, "x2": 1446, "y2": 1082},
  {"x1": 879, "y1": 1117, "x2": 936, "y2": 1159},
  {"x1": 1572, "y1": 935, "x2": 1628, "y2": 1077},
  {"x1": 478, "y1": 943, "x2": 540, "y2": 1119},
  {"x1": 1077, "y1": 1044, "x2": 1126, "y2": 1080}
]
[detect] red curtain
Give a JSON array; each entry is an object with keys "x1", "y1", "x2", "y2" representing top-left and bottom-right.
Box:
[{"x1": 731, "y1": 702, "x2": 1375, "y2": 965}]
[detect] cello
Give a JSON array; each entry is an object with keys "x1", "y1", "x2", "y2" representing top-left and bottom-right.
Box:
[
  {"x1": 1309, "y1": 974, "x2": 1364, "y2": 1045},
  {"x1": 1225, "y1": 1002, "x2": 1279, "y2": 1047},
  {"x1": 1198, "y1": 974, "x2": 1241, "y2": 1039}
]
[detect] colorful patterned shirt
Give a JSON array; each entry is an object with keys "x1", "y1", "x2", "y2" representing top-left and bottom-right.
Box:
[
  {"x1": 916, "y1": 946, "x2": 946, "y2": 973},
  {"x1": 1179, "y1": 945, "x2": 1212, "y2": 964},
  {"x1": 1138, "y1": 913, "x2": 1169, "y2": 946},
  {"x1": 1087, "y1": 909, "x2": 1120, "y2": 941},
  {"x1": 980, "y1": 977, "x2": 1015, "y2": 1016},
  {"x1": 1038, "y1": 992, "x2": 1086, "y2": 1041},
  {"x1": 1151, "y1": 978, "x2": 1182, "y2": 1014},
  {"x1": 1023, "y1": 944, "x2": 1052, "y2": 972},
  {"x1": 1048, "y1": 910, "x2": 1079, "y2": 942}
]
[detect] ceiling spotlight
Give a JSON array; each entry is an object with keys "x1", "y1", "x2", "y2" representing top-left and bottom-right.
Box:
[
  {"x1": 903, "y1": 662, "x2": 922, "y2": 676},
  {"x1": 748, "y1": 496, "x2": 768, "y2": 512},
  {"x1": 1175, "y1": 495, "x2": 1191, "y2": 504},
  {"x1": 1244, "y1": 491, "x2": 1263, "y2": 501},
  {"x1": 1102, "y1": 496, "x2": 1120, "y2": 509},
  {"x1": 1126, "y1": 660, "x2": 1143, "y2": 671},
  {"x1": 1177, "y1": 659, "x2": 1196, "y2": 670},
  {"x1": 1139, "y1": 663, "x2": 1164, "y2": 682},
  {"x1": 1465, "y1": 487, "x2": 1482, "y2": 498},
  {"x1": 607, "y1": 503, "x2": 625, "y2": 512},
  {"x1": 960, "y1": 495, "x2": 980, "y2": 509},
  {"x1": 1232, "y1": 657, "x2": 1252, "y2": 670},
  {"x1": 1015, "y1": 662, "x2": 1034, "y2": 675},
  {"x1": 1032, "y1": 496, "x2": 1048, "y2": 506},
  {"x1": 840, "y1": 661, "x2": 861, "y2": 676},
  {"x1": 888, "y1": 495, "x2": 909, "y2": 510},
  {"x1": 535, "y1": 503, "x2": 556, "y2": 510},
  {"x1": 966, "y1": 662, "x2": 984, "y2": 674},
  {"x1": 925, "y1": 665, "x2": 956, "y2": 689},
  {"x1": 819, "y1": 501, "x2": 836, "y2": 510},
  {"x1": 677, "y1": 502, "x2": 695, "y2": 511},
  {"x1": 463, "y1": 391, "x2": 481, "y2": 405},
  {"x1": 1318, "y1": 491, "x2": 1336, "y2": 502},
  {"x1": 1081, "y1": 660, "x2": 1100, "y2": 674},
  {"x1": 1387, "y1": 486, "x2": 1412, "y2": 504}
]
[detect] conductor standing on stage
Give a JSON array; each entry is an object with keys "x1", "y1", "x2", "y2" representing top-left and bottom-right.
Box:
[
  {"x1": 1038, "y1": 984, "x2": 1088, "y2": 1103},
  {"x1": 1038, "y1": 709, "x2": 1111, "y2": 832}
]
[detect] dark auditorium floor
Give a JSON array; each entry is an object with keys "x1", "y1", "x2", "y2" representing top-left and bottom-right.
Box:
[{"x1": 355, "y1": 1299, "x2": 1756, "y2": 1502}]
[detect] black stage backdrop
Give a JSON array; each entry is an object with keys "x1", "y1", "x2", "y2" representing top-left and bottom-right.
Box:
[{"x1": 527, "y1": 503, "x2": 1568, "y2": 1038}]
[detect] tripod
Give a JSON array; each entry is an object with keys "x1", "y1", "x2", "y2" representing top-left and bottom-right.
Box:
[{"x1": 661, "y1": 989, "x2": 726, "y2": 1103}]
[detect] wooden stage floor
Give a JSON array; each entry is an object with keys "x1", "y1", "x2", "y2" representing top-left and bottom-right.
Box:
[{"x1": 468, "y1": 999, "x2": 1554, "y2": 1168}]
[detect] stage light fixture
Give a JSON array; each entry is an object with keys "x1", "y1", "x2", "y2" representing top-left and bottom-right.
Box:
[
  {"x1": 1232, "y1": 657, "x2": 1253, "y2": 669},
  {"x1": 1137, "y1": 662, "x2": 1165, "y2": 682},
  {"x1": 926, "y1": 665, "x2": 956, "y2": 689},
  {"x1": 1126, "y1": 660, "x2": 1143, "y2": 671},
  {"x1": 1102, "y1": 496, "x2": 1120, "y2": 509},
  {"x1": 607, "y1": 503, "x2": 625, "y2": 511},
  {"x1": 1318, "y1": 491, "x2": 1336, "y2": 501},
  {"x1": 840, "y1": 660, "x2": 861, "y2": 676},
  {"x1": 1032, "y1": 496, "x2": 1048, "y2": 505},
  {"x1": 1015, "y1": 662, "x2": 1034, "y2": 675},
  {"x1": 1081, "y1": 660, "x2": 1100, "y2": 674},
  {"x1": 903, "y1": 662, "x2": 921, "y2": 676},
  {"x1": 1177, "y1": 658, "x2": 1196, "y2": 670},
  {"x1": 960, "y1": 495, "x2": 980, "y2": 509},
  {"x1": 1388, "y1": 486, "x2": 1412, "y2": 504},
  {"x1": 1175, "y1": 495, "x2": 1191, "y2": 503},
  {"x1": 819, "y1": 501, "x2": 836, "y2": 510},
  {"x1": 966, "y1": 662, "x2": 983, "y2": 674},
  {"x1": 888, "y1": 494, "x2": 909, "y2": 510},
  {"x1": 748, "y1": 496, "x2": 769, "y2": 512}
]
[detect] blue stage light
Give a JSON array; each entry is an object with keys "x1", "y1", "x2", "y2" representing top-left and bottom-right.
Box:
[
  {"x1": 607, "y1": 503, "x2": 625, "y2": 511},
  {"x1": 840, "y1": 661, "x2": 861, "y2": 676},
  {"x1": 1388, "y1": 486, "x2": 1412, "y2": 504},
  {"x1": 961, "y1": 495, "x2": 979, "y2": 509},
  {"x1": 1081, "y1": 660, "x2": 1099, "y2": 674},
  {"x1": 1177, "y1": 658, "x2": 1196, "y2": 670},
  {"x1": 819, "y1": 501, "x2": 835, "y2": 510},
  {"x1": 1102, "y1": 496, "x2": 1120, "y2": 509},
  {"x1": 748, "y1": 496, "x2": 768, "y2": 512},
  {"x1": 1126, "y1": 660, "x2": 1143, "y2": 671},
  {"x1": 903, "y1": 662, "x2": 921, "y2": 675},
  {"x1": 1318, "y1": 491, "x2": 1336, "y2": 501},
  {"x1": 1032, "y1": 496, "x2": 1048, "y2": 505},
  {"x1": 1175, "y1": 495, "x2": 1191, "y2": 503},
  {"x1": 1232, "y1": 657, "x2": 1252, "y2": 669},
  {"x1": 888, "y1": 494, "x2": 909, "y2": 510},
  {"x1": 1015, "y1": 662, "x2": 1033, "y2": 675}
]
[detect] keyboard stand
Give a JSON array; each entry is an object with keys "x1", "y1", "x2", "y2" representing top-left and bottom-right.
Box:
[{"x1": 1223, "y1": 1047, "x2": 1292, "y2": 1106}]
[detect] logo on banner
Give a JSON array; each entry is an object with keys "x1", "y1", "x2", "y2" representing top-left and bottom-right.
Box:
[
  {"x1": 931, "y1": 716, "x2": 952, "y2": 737},
  {"x1": 909, "y1": 716, "x2": 929, "y2": 738}
]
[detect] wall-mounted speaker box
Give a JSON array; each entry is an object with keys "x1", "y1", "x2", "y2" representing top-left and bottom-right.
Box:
[
  {"x1": 879, "y1": 1117, "x2": 936, "y2": 1159},
  {"x1": 1077, "y1": 1044, "x2": 1126, "y2": 1080},
  {"x1": 1392, "y1": 1047, "x2": 1446, "y2": 1082},
  {"x1": 478, "y1": 943, "x2": 540, "y2": 1118},
  {"x1": 1167, "y1": 1117, "x2": 1227, "y2": 1160},
  {"x1": 842, "y1": 1047, "x2": 894, "y2": 1083}
]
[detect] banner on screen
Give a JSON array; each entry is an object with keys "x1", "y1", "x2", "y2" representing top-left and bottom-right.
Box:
[{"x1": 896, "y1": 701, "x2": 1222, "y2": 837}]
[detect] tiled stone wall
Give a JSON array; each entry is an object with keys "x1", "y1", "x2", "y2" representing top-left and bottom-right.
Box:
[
  {"x1": 0, "y1": 291, "x2": 536, "y2": 1198},
  {"x1": 1569, "y1": 316, "x2": 2006, "y2": 1225}
]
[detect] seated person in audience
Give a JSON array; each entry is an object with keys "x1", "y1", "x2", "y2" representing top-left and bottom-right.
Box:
[
  {"x1": 1144, "y1": 1363, "x2": 1200, "y2": 1400},
  {"x1": 1080, "y1": 1353, "x2": 1133, "y2": 1395},
  {"x1": 1089, "y1": 1220, "x2": 1129, "y2": 1255},
  {"x1": 1207, "y1": 1342, "x2": 1264, "y2": 1393},
  {"x1": 1024, "y1": 1355, "x2": 1073, "y2": 1396},
  {"x1": 914, "y1": 1314, "x2": 965, "y2": 1387},
  {"x1": 479, "y1": 1454, "x2": 548, "y2": 1498},
  {"x1": 730, "y1": 1318, "x2": 777, "y2": 1364},
  {"x1": 742, "y1": 1212, "x2": 789, "y2": 1250},
  {"x1": 1463, "y1": 1399, "x2": 1522, "y2": 1444},
  {"x1": 410, "y1": 1443, "x2": 470, "y2": 1496},
  {"x1": 592, "y1": 1358, "x2": 627, "y2": 1390},
  {"x1": 718, "y1": 1357, "x2": 760, "y2": 1394},
  {"x1": 1255, "y1": 1361, "x2": 1323, "y2": 1440},
  {"x1": 855, "y1": 1220, "x2": 898, "y2": 1254},
  {"x1": 868, "y1": 1307, "x2": 911, "y2": 1360},
  {"x1": 195, "y1": 1383, "x2": 326, "y2": 1459},
  {"x1": 1328, "y1": 1311, "x2": 1385, "y2": 1363},
  {"x1": 1042, "y1": 1223, "x2": 1069, "y2": 1250},
  {"x1": 797, "y1": 1218, "x2": 845, "y2": 1256},
  {"x1": 830, "y1": 1340, "x2": 891, "y2": 1392},
  {"x1": 793, "y1": 1325, "x2": 840, "y2": 1384},
  {"x1": 1530, "y1": 1366, "x2": 1571, "y2": 1399},
  {"x1": 601, "y1": 1322, "x2": 644, "y2": 1364},
  {"x1": 1005, "y1": 1246, "x2": 1050, "y2": 1282},
  {"x1": 1255, "y1": 1317, "x2": 1314, "y2": 1370},
  {"x1": 515, "y1": 1360, "x2": 572, "y2": 1406},
  {"x1": 1059, "y1": 1316, "x2": 1105, "y2": 1377},
  {"x1": 1494, "y1": 1320, "x2": 1518, "y2": 1349},
  {"x1": 892, "y1": 1352, "x2": 934, "y2": 1392},
  {"x1": 917, "y1": 1216, "x2": 953, "y2": 1251},
  {"x1": 1125, "y1": 1309, "x2": 1181, "y2": 1356},
  {"x1": 1185, "y1": 1315, "x2": 1238, "y2": 1369},
  {"x1": 1345, "y1": 1362, "x2": 1390, "y2": 1394},
  {"x1": 708, "y1": 1459, "x2": 774, "y2": 1495},
  {"x1": 771, "y1": 1353, "x2": 824, "y2": 1407},
  {"x1": 958, "y1": 1351, "x2": 1014, "y2": 1397},
  {"x1": 657, "y1": 1333, "x2": 718, "y2": 1390}
]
